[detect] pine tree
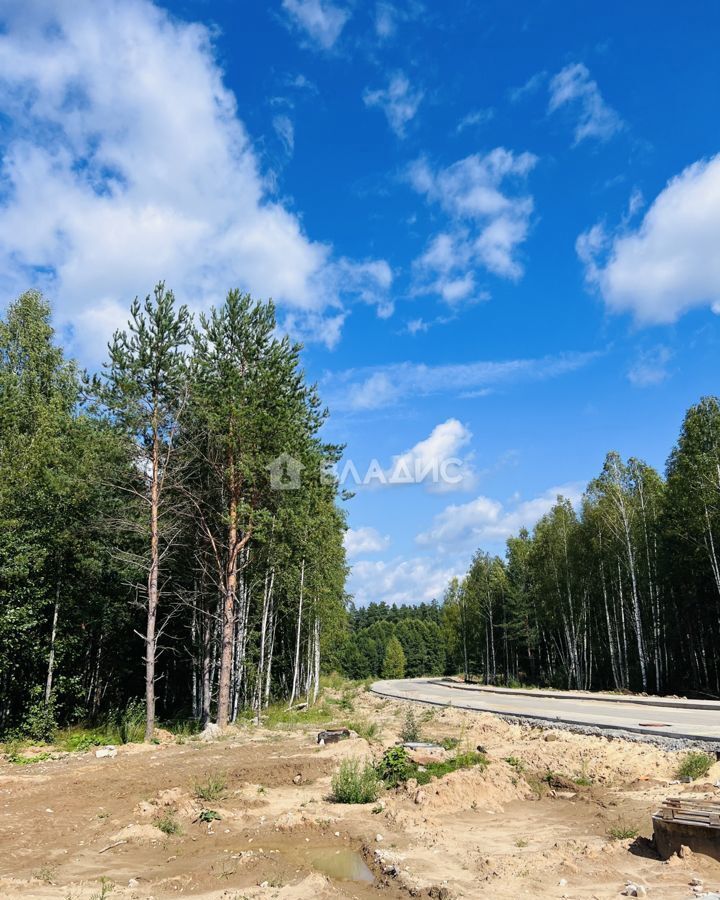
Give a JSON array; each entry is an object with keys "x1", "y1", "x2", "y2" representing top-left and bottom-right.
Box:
[{"x1": 103, "y1": 283, "x2": 191, "y2": 741}]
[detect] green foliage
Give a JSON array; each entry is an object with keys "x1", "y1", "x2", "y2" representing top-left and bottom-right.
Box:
[
  {"x1": 376, "y1": 746, "x2": 415, "y2": 787},
  {"x1": 155, "y1": 812, "x2": 182, "y2": 835},
  {"x1": 347, "y1": 720, "x2": 380, "y2": 741},
  {"x1": 330, "y1": 758, "x2": 382, "y2": 804},
  {"x1": 197, "y1": 809, "x2": 222, "y2": 823},
  {"x1": 676, "y1": 751, "x2": 714, "y2": 781},
  {"x1": 381, "y1": 636, "x2": 406, "y2": 679},
  {"x1": 114, "y1": 700, "x2": 146, "y2": 745},
  {"x1": 194, "y1": 773, "x2": 227, "y2": 801},
  {"x1": 415, "y1": 751, "x2": 487, "y2": 785},
  {"x1": 400, "y1": 707, "x2": 421, "y2": 743},
  {"x1": 376, "y1": 745, "x2": 487, "y2": 788},
  {"x1": 20, "y1": 688, "x2": 57, "y2": 743},
  {"x1": 607, "y1": 823, "x2": 639, "y2": 840}
]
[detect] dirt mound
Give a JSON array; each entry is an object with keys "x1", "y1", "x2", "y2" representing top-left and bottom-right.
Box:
[{"x1": 109, "y1": 822, "x2": 167, "y2": 844}]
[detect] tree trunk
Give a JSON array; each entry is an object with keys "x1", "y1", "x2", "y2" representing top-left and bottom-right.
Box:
[
  {"x1": 45, "y1": 576, "x2": 61, "y2": 705},
  {"x1": 216, "y1": 477, "x2": 238, "y2": 728},
  {"x1": 145, "y1": 418, "x2": 160, "y2": 742},
  {"x1": 288, "y1": 558, "x2": 305, "y2": 708}
]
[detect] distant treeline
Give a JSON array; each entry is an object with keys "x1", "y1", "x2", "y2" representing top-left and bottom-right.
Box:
[
  {"x1": 441, "y1": 402, "x2": 720, "y2": 697},
  {"x1": 339, "y1": 602, "x2": 446, "y2": 679}
]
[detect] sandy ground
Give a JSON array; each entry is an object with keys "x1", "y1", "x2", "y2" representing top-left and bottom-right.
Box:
[{"x1": 2, "y1": 688, "x2": 720, "y2": 900}]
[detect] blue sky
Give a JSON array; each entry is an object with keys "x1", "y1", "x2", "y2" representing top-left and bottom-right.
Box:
[{"x1": 1, "y1": 1, "x2": 720, "y2": 605}]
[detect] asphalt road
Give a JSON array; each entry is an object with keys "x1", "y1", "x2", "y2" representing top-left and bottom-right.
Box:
[{"x1": 371, "y1": 678, "x2": 720, "y2": 744}]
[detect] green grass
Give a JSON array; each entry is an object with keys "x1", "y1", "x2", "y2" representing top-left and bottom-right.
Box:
[
  {"x1": 330, "y1": 758, "x2": 382, "y2": 804},
  {"x1": 504, "y1": 756, "x2": 525, "y2": 772},
  {"x1": 676, "y1": 751, "x2": 715, "y2": 781},
  {"x1": 607, "y1": 823, "x2": 639, "y2": 840},
  {"x1": 194, "y1": 772, "x2": 227, "y2": 802},
  {"x1": 376, "y1": 745, "x2": 487, "y2": 788},
  {"x1": 155, "y1": 811, "x2": 182, "y2": 836},
  {"x1": 415, "y1": 750, "x2": 487, "y2": 785},
  {"x1": 347, "y1": 720, "x2": 380, "y2": 741}
]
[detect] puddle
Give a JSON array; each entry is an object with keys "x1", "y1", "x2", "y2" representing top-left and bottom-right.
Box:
[{"x1": 309, "y1": 848, "x2": 375, "y2": 883}]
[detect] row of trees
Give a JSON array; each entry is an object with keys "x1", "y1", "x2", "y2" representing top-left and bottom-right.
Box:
[
  {"x1": 442, "y1": 400, "x2": 720, "y2": 696},
  {"x1": 0, "y1": 287, "x2": 348, "y2": 739},
  {"x1": 339, "y1": 603, "x2": 446, "y2": 680}
]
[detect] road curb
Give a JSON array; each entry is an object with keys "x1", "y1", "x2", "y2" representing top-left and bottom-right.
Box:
[
  {"x1": 369, "y1": 683, "x2": 720, "y2": 750},
  {"x1": 427, "y1": 678, "x2": 720, "y2": 712}
]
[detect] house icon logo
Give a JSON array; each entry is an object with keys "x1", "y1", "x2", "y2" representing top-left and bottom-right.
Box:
[{"x1": 267, "y1": 453, "x2": 304, "y2": 490}]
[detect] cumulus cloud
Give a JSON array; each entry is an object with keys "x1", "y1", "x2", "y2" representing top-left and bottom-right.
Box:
[
  {"x1": 327, "y1": 350, "x2": 598, "y2": 411},
  {"x1": 385, "y1": 418, "x2": 476, "y2": 492},
  {"x1": 281, "y1": 0, "x2": 350, "y2": 49},
  {"x1": 548, "y1": 63, "x2": 623, "y2": 144},
  {"x1": 577, "y1": 155, "x2": 720, "y2": 324},
  {"x1": 409, "y1": 149, "x2": 537, "y2": 301},
  {"x1": 416, "y1": 482, "x2": 585, "y2": 552},
  {"x1": 364, "y1": 72, "x2": 424, "y2": 138},
  {"x1": 344, "y1": 526, "x2": 390, "y2": 557},
  {"x1": 348, "y1": 555, "x2": 461, "y2": 606},
  {"x1": 0, "y1": 0, "x2": 387, "y2": 361}
]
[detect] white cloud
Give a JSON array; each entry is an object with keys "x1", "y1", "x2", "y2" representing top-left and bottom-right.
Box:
[
  {"x1": 577, "y1": 155, "x2": 720, "y2": 324},
  {"x1": 374, "y1": 2, "x2": 397, "y2": 39},
  {"x1": 409, "y1": 149, "x2": 537, "y2": 296},
  {"x1": 0, "y1": 0, "x2": 387, "y2": 360},
  {"x1": 383, "y1": 418, "x2": 476, "y2": 492},
  {"x1": 627, "y1": 345, "x2": 674, "y2": 387},
  {"x1": 456, "y1": 108, "x2": 495, "y2": 134},
  {"x1": 508, "y1": 71, "x2": 547, "y2": 104},
  {"x1": 281, "y1": 0, "x2": 350, "y2": 49},
  {"x1": 548, "y1": 63, "x2": 623, "y2": 144},
  {"x1": 344, "y1": 526, "x2": 390, "y2": 557},
  {"x1": 364, "y1": 72, "x2": 424, "y2": 138},
  {"x1": 416, "y1": 482, "x2": 585, "y2": 552},
  {"x1": 272, "y1": 114, "x2": 295, "y2": 155},
  {"x1": 348, "y1": 555, "x2": 462, "y2": 606},
  {"x1": 328, "y1": 351, "x2": 598, "y2": 411}
]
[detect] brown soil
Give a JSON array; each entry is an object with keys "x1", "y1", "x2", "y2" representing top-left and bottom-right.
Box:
[{"x1": 2, "y1": 689, "x2": 720, "y2": 899}]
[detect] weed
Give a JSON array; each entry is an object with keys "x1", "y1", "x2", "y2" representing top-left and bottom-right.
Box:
[
  {"x1": 155, "y1": 811, "x2": 182, "y2": 836},
  {"x1": 607, "y1": 823, "x2": 639, "y2": 840},
  {"x1": 331, "y1": 758, "x2": 382, "y2": 803},
  {"x1": 32, "y1": 865, "x2": 57, "y2": 883},
  {"x1": 676, "y1": 751, "x2": 714, "y2": 781},
  {"x1": 198, "y1": 809, "x2": 222, "y2": 823},
  {"x1": 400, "y1": 708, "x2": 421, "y2": 743},
  {"x1": 515, "y1": 838, "x2": 529, "y2": 848},
  {"x1": 89, "y1": 879, "x2": 114, "y2": 900},
  {"x1": 376, "y1": 746, "x2": 415, "y2": 787},
  {"x1": 439, "y1": 736, "x2": 460, "y2": 751},
  {"x1": 347, "y1": 720, "x2": 379, "y2": 741},
  {"x1": 505, "y1": 756, "x2": 525, "y2": 772},
  {"x1": 194, "y1": 772, "x2": 227, "y2": 801}
]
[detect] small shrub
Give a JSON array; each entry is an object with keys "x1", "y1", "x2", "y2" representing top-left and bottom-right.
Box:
[
  {"x1": 505, "y1": 756, "x2": 525, "y2": 772},
  {"x1": 117, "y1": 700, "x2": 145, "y2": 744},
  {"x1": 607, "y1": 823, "x2": 639, "y2": 840},
  {"x1": 21, "y1": 688, "x2": 57, "y2": 743},
  {"x1": 194, "y1": 772, "x2": 227, "y2": 801},
  {"x1": 676, "y1": 751, "x2": 714, "y2": 781},
  {"x1": 155, "y1": 811, "x2": 182, "y2": 836},
  {"x1": 197, "y1": 809, "x2": 222, "y2": 823},
  {"x1": 440, "y1": 736, "x2": 460, "y2": 751},
  {"x1": 376, "y1": 746, "x2": 415, "y2": 787},
  {"x1": 331, "y1": 758, "x2": 381, "y2": 803},
  {"x1": 400, "y1": 708, "x2": 421, "y2": 743}
]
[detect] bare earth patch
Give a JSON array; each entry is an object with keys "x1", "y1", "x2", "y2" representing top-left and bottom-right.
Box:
[{"x1": 2, "y1": 690, "x2": 720, "y2": 899}]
